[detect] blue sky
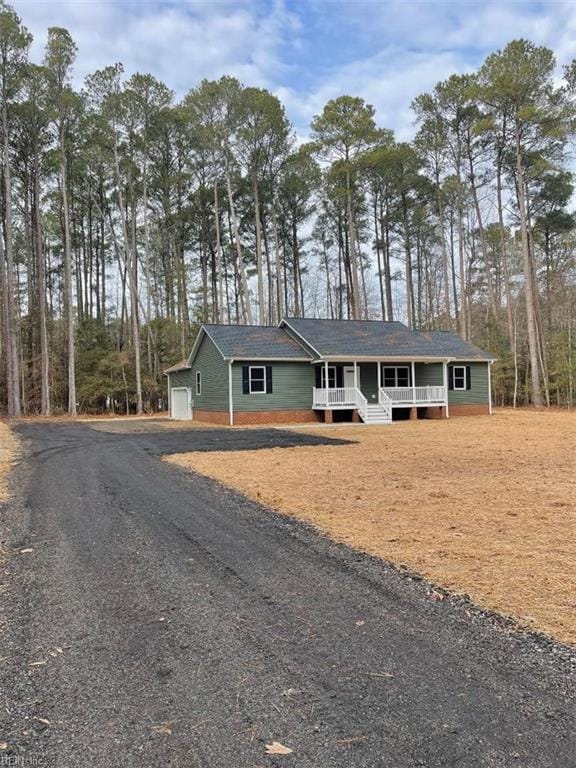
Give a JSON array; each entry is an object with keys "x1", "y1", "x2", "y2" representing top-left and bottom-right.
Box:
[{"x1": 14, "y1": 0, "x2": 576, "y2": 140}]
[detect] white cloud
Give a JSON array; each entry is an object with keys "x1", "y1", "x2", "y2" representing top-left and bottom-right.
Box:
[
  {"x1": 15, "y1": 0, "x2": 299, "y2": 94},
  {"x1": 277, "y1": 0, "x2": 576, "y2": 139},
  {"x1": 276, "y1": 47, "x2": 471, "y2": 140},
  {"x1": 12, "y1": 0, "x2": 576, "y2": 142}
]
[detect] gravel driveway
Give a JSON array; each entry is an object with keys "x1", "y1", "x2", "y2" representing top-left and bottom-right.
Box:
[{"x1": 0, "y1": 422, "x2": 573, "y2": 767}]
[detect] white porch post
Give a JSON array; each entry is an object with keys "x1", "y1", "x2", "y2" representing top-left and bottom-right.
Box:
[
  {"x1": 324, "y1": 360, "x2": 329, "y2": 387},
  {"x1": 411, "y1": 361, "x2": 416, "y2": 404},
  {"x1": 488, "y1": 361, "x2": 493, "y2": 415},
  {"x1": 443, "y1": 360, "x2": 450, "y2": 419},
  {"x1": 377, "y1": 361, "x2": 381, "y2": 391},
  {"x1": 353, "y1": 361, "x2": 358, "y2": 389}
]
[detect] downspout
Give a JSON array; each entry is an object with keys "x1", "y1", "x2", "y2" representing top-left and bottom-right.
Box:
[
  {"x1": 228, "y1": 359, "x2": 234, "y2": 426},
  {"x1": 444, "y1": 360, "x2": 450, "y2": 419},
  {"x1": 488, "y1": 361, "x2": 493, "y2": 415}
]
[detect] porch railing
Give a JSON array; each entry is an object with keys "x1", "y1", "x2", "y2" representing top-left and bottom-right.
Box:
[
  {"x1": 379, "y1": 385, "x2": 447, "y2": 405},
  {"x1": 312, "y1": 386, "x2": 358, "y2": 408},
  {"x1": 313, "y1": 385, "x2": 447, "y2": 411}
]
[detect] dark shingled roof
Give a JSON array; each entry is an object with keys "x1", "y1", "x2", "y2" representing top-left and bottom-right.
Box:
[
  {"x1": 203, "y1": 324, "x2": 312, "y2": 360},
  {"x1": 421, "y1": 331, "x2": 494, "y2": 361},
  {"x1": 163, "y1": 360, "x2": 191, "y2": 374},
  {"x1": 283, "y1": 318, "x2": 494, "y2": 360}
]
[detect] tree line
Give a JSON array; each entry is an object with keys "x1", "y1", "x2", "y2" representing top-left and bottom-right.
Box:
[{"x1": 0, "y1": 2, "x2": 574, "y2": 416}]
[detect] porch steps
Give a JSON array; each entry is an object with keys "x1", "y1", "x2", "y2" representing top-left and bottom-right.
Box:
[{"x1": 361, "y1": 403, "x2": 392, "y2": 425}]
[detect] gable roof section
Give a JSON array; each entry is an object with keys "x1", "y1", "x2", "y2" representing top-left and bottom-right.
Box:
[
  {"x1": 192, "y1": 324, "x2": 312, "y2": 362},
  {"x1": 282, "y1": 318, "x2": 494, "y2": 361}
]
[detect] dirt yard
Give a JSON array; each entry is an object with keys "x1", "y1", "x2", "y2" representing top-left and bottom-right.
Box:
[
  {"x1": 0, "y1": 421, "x2": 19, "y2": 502},
  {"x1": 167, "y1": 409, "x2": 576, "y2": 645}
]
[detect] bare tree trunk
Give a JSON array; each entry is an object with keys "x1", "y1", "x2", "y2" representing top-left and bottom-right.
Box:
[
  {"x1": 2, "y1": 103, "x2": 20, "y2": 416},
  {"x1": 253, "y1": 175, "x2": 265, "y2": 324},
  {"x1": 345, "y1": 166, "x2": 360, "y2": 319},
  {"x1": 142, "y1": 173, "x2": 154, "y2": 373},
  {"x1": 59, "y1": 129, "x2": 76, "y2": 415},
  {"x1": 214, "y1": 179, "x2": 224, "y2": 322},
  {"x1": 34, "y1": 157, "x2": 50, "y2": 415},
  {"x1": 381, "y1": 197, "x2": 394, "y2": 322},
  {"x1": 514, "y1": 124, "x2": 542, "y2": 406},
  {"x1": 457, "y1": 181, "x2": 467, "y2": 340},
  {"x1": 113, "y1": 135, "x2": 142, "y2": 414},
  {"x1": 225, "y1": 156, "x2": 252, "y2": 324},
  {"x1": 0, "y1": 236, "x2": 14, "y2": 416},
  {"x1": 271, "y1": 206, "x2": 283, "y2": 321},
  {"x1": 401, "y1": 194, "x2": 415, "y2": 328},
  {"x1": 436, "y1": 178, "x2": 451, "y2": 324}
]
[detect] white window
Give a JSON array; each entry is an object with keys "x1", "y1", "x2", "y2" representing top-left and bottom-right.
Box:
[
  {"x1": 196, "y1": 371, "x2": 201, "y2": 396},
  {"x1": 453, "y1": 365, "x2": 467, "y2": 390},
  {"x1": 382, "y1": 366, "x2": 410, "y2": 388},
  {"x1": 249, "y1": 366, "x2": 266, "y2": 394},
  {"x1": 320, "y1": 366, "x2": 336, "y2": 389}
]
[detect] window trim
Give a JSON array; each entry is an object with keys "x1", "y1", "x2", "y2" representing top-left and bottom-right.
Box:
[
  {"x1": 382, "y1": 365, "x2": 410, "y2": 388},
  {"x1": 248, "y1": 365, "x2": 266, "y2": 394},
  {"x1": 452, "y1": 365, "x2": 467, "y2": 390},
  {"x1": 195, "y1": 370, "x2": 201, "y2": 396},
  {"x1": 320, "y1": 365, "x2": 337, "y2": 389}
]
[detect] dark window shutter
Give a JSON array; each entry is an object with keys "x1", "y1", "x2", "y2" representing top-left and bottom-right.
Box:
[
  {"x1": 336, "y1": 366, "x2": 344, "y2": 388},
  {"x1": 242, "y1": 365, "x2": 249, "y2": 394},
  {"x1": 466, "y1": 365, "x2": 472, "y2": 390},
  {"x1": 266, "y1": 366, "x2": 273, "y2": 394},
  {"x1": 448, "y1": 366, "x2": 454, "y2": 391},
  {"x1": 315, "y1": 366, "x2": 321, "y2": 388}
]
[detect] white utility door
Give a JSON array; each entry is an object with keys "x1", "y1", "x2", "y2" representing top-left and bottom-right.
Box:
[
  {"x1": 343, "y1": 366, "x2": 358, "y2": 389},
  {"x1": 171, "y1": 388, "x2": 190, "y2": 420}
]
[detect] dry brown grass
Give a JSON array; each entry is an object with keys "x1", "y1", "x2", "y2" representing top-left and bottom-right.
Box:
[
  {"x1": 0, "y1": 421, "x2": 19, "y2": 502},
  {"x1": 166, "y1": 409, "x2": 576, "y2": 645}
]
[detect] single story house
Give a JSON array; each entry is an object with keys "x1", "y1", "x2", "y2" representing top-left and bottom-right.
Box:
[{"x1": 164, "y1": 318, "x2": 495, "y2": 425}]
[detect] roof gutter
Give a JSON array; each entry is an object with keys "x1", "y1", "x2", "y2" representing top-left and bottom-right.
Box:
[
  {"x1": 310, "y1": 356, "x2": 495, "y2": 364},
  {"x1": 311, "y1": 355, "x2": 453, "y2": 363}
]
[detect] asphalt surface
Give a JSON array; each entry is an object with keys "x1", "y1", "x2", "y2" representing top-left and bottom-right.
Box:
[{"x1": 0, "y1": 422, "x2": 574, "y2": 768}]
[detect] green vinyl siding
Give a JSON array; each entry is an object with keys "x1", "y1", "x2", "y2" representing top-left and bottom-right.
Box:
[
  {"x1": 168, "y1": 369, "x2": 193, "y2": 390},
  {"x1": 415, "y1": 362, "x2": 444, "y2": 386},
  {"x1": 448, "y1": 362, "x2": 489, "y2": 405},
  {"x1": 232, "y1": 361, "x2": 314, "y2": 411},
  {"x1": 190, "y1": 333, "x2": 229, "y2": 411}
]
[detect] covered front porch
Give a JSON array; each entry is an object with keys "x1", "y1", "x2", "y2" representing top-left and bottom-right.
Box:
[{"x1": 312, "y1": 360, "x2": 449, "y2": 424}]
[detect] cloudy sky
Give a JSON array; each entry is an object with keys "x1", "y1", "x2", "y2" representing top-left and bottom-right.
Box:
[{"x1": 13, "y1": 0, "x2": 576, "y2": 140}]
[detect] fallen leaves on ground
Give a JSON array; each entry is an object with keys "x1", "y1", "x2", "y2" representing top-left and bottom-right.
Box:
[
  {"x1": 151, "y1": 722, "x2": 173, "y2": 735},
  {"x1": 33, "y1": 717, "x2": 51, "y2": 726},
  {"x1": 0, "y1": 422, "x2": 19, "y2": 501},
  {"x1": 265, "y1": 741, "x2": 293, "y2": 755}
]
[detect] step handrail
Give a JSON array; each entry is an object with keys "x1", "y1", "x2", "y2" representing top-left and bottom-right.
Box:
[
  {"x1": 378, "y1": 388, "x2": 393, "y2": 417},
  {"x1": 354, "y1": 387, "x2": 368, "y2": 421}
]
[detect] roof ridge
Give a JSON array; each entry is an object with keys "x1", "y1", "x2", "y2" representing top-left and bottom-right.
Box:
[
  {"x1": 284, "y1": 316, "x2": 405, "y2": 324},
  {"x1": 204, "y1": 323, "x2": 287, "y2": 329}
]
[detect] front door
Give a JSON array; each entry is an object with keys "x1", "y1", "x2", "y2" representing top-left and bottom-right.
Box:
[{"x1": 343, "y1": 366, "x2": 358, "y2": 390}]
